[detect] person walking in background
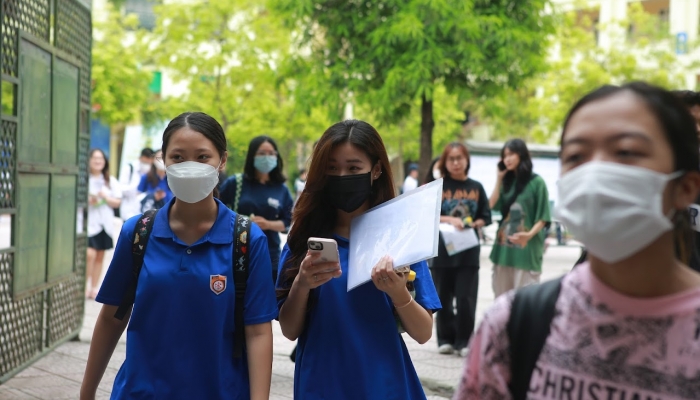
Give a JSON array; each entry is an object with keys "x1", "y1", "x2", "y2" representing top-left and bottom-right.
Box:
[
  {"x1": 432, "y1": 142, "x2": 491, "y2": 357},
  {"x1": 489, "y1": 139, "x2": 550, "y2": 297},
  {"x1": 118, "y1": 147, "x2": 154, "y2": 221},
  {"x1": 294, "y1": 168, "x2": 307, "y2": 203},
  {"x1": 86, "y1": 149, "x2": 122, "y2": 299},
  {"x1": 457, "y1": 82, "x2": 700, "y2": 400},
  {"x1": 673, "y1": 89, "x2": 700, "y2": 273},
  {"x1": 402, "y1": 163, "x2": 419, "y2": 193},
  {"x1": 424, "y1": 157, "x2": 441, "y2": 184},
  {"x1": 138, "y1": 149, "x2": 173, "y2": 213},
  {"x1": 220, "y1": 136, "x2": 293, "y2": 282},
  {"x1": 276, "y1": 119, "x2": 440, "y2": 400},
  {"x1": 81, "y1": 112, "x2": 276, "y2": 400}
]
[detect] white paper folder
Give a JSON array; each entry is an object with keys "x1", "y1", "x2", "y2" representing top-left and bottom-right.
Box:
[{"x1": 347, "y1": 179, "x2": 443, "y2": 291}]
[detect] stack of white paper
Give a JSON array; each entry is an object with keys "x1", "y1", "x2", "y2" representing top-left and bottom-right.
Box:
[{"x1": 347, "y1": 179, "x2": 443, "y2": 291}]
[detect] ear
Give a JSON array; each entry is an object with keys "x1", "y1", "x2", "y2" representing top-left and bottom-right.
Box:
[
  {"x1": 220, "y1": 151, "x2": 228, "y2": 172},
  {"x1": 673, "y1": 171, "x2": 700, "y2": 210},
  {"x1": 371, "y1": 163, "x2": 382, "y2": 181}
]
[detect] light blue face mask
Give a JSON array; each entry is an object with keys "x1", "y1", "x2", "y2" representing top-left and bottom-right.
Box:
[{"x1": 254, "y1": 155, "x2": 278, "y2": 174}]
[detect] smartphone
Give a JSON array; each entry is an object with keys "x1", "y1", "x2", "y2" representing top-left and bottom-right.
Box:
[
  {"x1": 307, "y1": 237, "x2": 340, "y2": 267},
  {"x1": 498, "y1": 161, "x2": 506, "y2": 171}
]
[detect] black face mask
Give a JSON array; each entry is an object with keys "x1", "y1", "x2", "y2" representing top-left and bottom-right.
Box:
[{"x1": 325, "y1": 172, "x2": 373, "y2": 213}]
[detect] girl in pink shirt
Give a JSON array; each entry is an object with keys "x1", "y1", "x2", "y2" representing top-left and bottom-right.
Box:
[{"x1": 456, "y1": 82, "x2": 700, "y2": 400}]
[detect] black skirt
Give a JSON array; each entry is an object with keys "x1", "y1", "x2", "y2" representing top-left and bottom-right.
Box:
[{"x1": 88, "y1": 229, "x2": 114, "y2": 250}]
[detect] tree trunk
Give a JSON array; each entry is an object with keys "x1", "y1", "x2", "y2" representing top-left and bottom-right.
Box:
[{"x1": 419, "y1": 94, "x2": 434, "y2": 182}]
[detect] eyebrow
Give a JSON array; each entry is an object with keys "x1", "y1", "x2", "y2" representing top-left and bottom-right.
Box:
[
  {"x1": 168, "y1": 147, "x2": 213, "y2": 153},
  {"x1": 562, "y1": 131, "x2": 653, "y2": 147},
  {"x1": 328, "y1": 158, "x2": 364, "y2": 163}
]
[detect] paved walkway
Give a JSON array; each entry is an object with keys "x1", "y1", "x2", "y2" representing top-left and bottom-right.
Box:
[{"x1": 0, "y1": 219, "x2": 580, "y2": 399}]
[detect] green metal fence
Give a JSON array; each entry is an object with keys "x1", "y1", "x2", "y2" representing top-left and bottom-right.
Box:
[{"x1": 0, "y1": 0, "x2": 91, "y2": 382}]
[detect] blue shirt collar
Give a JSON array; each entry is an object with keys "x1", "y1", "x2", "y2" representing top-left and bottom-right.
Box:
[{"x1": 152, "y1": 198, "x2": 233, "y2": 245}]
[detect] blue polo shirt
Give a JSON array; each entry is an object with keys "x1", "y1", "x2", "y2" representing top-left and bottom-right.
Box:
[
  {"x1": 275, "y1": 236, "x2": 442, "y2": 400},
  {"x1": 220, "y1": 175, "x2": 293, "y2": 270},
  {"x1": 96, "y1": 198, "x2": 278, "y2": 400},
  {"x1": 137, "y1": 174, "x2": 174, "y2": 204}
]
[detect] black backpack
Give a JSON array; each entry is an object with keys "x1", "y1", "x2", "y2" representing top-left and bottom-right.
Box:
[
  {"x1": 507, "y1": 277, "x2": 563, "y2": 400},
  {"x1": 506, "y1": 248, "x2": 587, "y2": 400},
  {"x1": 113, "y1": 209, "x2": 252, "y2": 358}
]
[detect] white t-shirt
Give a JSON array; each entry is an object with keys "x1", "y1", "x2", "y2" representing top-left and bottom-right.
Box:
[
  {"x1": 88, "y1": 174, "x2": 122, "y2": 237},
  {"x1": 294, "y1": 178, "x2": 306, "y2": 201},
  {"x1": 118, "y1": 162, "x2": 145, "y2": 220},
  {"x1": 402, "y1": 176, "x2": 418, "y2": 193}
]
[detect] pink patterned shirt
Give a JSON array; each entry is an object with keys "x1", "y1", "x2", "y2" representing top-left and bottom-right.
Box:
[{"x1": 455, "y1": 263, "x2": 700, "y2": 400}]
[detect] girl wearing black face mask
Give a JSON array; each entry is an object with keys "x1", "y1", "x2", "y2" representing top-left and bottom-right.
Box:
[{"x1": 275, "y1": 120, "x2": 441, "y2": 400}]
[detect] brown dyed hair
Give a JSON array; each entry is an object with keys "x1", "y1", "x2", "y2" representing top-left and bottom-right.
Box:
[
  {"x1": 438, "y1": 142, "x2": 470, "y2": 179},
  {"x1": 277, "y1": 120, "x2": 395, "y2": 298}
]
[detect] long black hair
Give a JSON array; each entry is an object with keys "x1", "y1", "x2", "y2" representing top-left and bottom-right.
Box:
[
  {"x1": 244, "y1": 135, "x2": 286, "y2": 184},
  {"x1": 146, "y1": 149, "x2": 162, "y2": 188},
  {"x1": 562, "y1": 82, "x2": 700, "y2": 264},
  {"x1": 499, "y1": 139, "x2": 534, "y2": 219},
  {"x1": 423, "y1": 157, "x2": 440, "y2": 184},
  {"x1": 88, "y1": 149, "x2": 111, "y2": 188}
]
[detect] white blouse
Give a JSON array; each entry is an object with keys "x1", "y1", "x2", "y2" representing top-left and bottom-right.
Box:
[{"x1": 87, "y1": 174, "x2": 122, "y2": 237}]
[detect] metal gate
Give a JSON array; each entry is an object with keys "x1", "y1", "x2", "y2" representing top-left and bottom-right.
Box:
[{"x1": 0, "y1": 0, "x2": 91, "y2": 382}]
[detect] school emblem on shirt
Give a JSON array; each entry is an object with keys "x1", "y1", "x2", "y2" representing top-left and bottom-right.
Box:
[{"x1": 210, "y1": 275, "x2": 227, "y2": 295}]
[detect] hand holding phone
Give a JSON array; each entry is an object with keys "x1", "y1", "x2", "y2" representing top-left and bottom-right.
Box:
[
  {"x1": 298, "y1": 238, "x2": 342, "y2": 289},
  {"x1": 497, "y1": 161, "x2": 506, "y2": 171},
  {"x1": 307, "y1": 237, "x2": 340, "y2": 268}
]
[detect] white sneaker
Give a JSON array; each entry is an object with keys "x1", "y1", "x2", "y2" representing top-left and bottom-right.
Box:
[
  {"x1": 438, "y1": 344, "x2": 454, "y2": 355},
  {"x1": 459, "y1": 347, "x2": 469, "y2": 357}
]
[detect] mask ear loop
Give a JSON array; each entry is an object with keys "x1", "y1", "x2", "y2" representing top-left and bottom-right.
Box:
[{"x1": 664, "y1": 170, "x2": 686, "y2": 219}]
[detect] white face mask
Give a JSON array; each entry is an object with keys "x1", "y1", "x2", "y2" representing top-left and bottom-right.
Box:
[
  {"x1": 154, "y1": 159, "x2": 166, "y2": 171},
  {"x1": 166, "y1": 161, "x2": 221, "y2": 204},
  {"x1": 554, "y1": 161, "x2": 682, "y2": 263},
  {"x1": 139, "y1": 162, "x2": 151, "y2": 174}
]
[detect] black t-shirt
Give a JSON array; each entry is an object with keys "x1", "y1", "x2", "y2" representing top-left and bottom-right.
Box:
[
  {"x1": 433, "y1": 176, "x2": 492, "y2": 268},
  {"x1": 688, "y1": 197, "x2": 700, "y2": 272}
]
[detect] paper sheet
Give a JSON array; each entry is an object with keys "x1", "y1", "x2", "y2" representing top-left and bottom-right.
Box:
[
  {"x1": 439, "y1": 223, "x2": 480, "y2": 256},
  {"x1": 347, "y1": 179, "x2": 443, "y2": 291}
]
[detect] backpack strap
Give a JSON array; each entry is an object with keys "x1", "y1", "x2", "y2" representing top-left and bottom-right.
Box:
[
  {"x1": 233, "y1": 173, "x2": 243, "y2": 212},
  {"x1": 114, "y1": 209, "x2": 159, "y2": 320},
  {"x1": 507, "y1": 276, "x2": 563, "y2": 400},
  {"x1": 232, "y1": 213, "x2": 251, "y2": 358}
]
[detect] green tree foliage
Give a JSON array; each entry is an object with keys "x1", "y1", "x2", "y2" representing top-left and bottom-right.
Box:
[
  {"x1": 475, "y1": 2, "x2": 687, "y2": 143},
  {"x1": 91, "y1": 4, "x2": 153, "y2": 126},
  {"x1": 274, "y1": 0, "x2": 553, "y2": 177},
  {"x1": 360, "y1": 85, "x2": 464, "y2": 163},
  {"x1": 151, "y1": 0, "x2": 332, "y2": 175}
]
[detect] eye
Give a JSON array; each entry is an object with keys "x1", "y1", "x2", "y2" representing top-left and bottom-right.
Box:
[
  {"x1": 616, "y1": 149, "x2": 643, "y2": 158},
  {"x1": 562, "y1": 153, "x2": 582, "y2": 164},
  {"x1": 198, "y1": 154, "x2": 210, "y2": 160}
]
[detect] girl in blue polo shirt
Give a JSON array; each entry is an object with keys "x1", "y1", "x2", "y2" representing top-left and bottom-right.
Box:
[
  {"x1": 220, "y1": 136, "x2": 294, "y2": 282},
  {"x1": 81, "y1": 112, "x2": 278, "y2": 400},
  {"x1": 276, "y1": 119, "x2": 441, "y2": 400}
]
